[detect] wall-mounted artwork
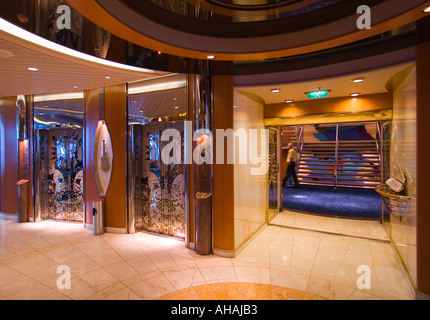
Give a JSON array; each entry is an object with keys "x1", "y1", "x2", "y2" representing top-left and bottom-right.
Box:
[{"x1": 93, "y1": 121, "x2": 113, "y2": 199}]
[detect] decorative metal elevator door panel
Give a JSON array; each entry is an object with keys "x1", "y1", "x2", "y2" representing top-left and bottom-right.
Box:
[
  {"x1": 134, "y1": 122, "x2": 186, "y2": 239},
  {"x1": 35, "y1": 129, "x2": 84, "y2": 222}
]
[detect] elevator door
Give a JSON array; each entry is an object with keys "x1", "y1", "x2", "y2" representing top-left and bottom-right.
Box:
[
  {"x1": 130, "y1": 122, "x2": 185, "y2": 239},
  {"x1": 35, "y1": 129, "x2": 84, "y2": 222}
]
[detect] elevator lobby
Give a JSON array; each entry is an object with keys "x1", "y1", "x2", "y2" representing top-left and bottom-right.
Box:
[{"x1": 1, "y1": 0, "x2": 430, "y2": 306}]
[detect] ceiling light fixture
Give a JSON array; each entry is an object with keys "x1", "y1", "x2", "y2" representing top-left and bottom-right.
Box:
[
  {"x1": 105, "y1": 75, "x2": 111, "y2": 80},
  {"x1": 72, "y1": 85, "x2": 78, "y2": 89},
  {"x1": 0, "y1": 49, "x2": 14, "y2": 58},
  {"x1": 285, "y1": 99, "x2": 294, "y2": 103},
  {"x1": 350, "y1": 92, "x2": 361, "y2": 97},
  {"x1": 422, "y1": 6, "x2": 430, "y2": 13},
  {"x1": 17, "y1": 14, "x2": 29, "y2": 23},
  {"x1": 27, "y1": 66, "x2": 39, "y2": 71},
  {"x1": 271, "y1": 88, "x2": 281, "y2": 93},
  {"x1": 206, "y1": 55, "x2": 216, "y2": 60},
  {"x1": 352, "y1": 77, "x2": 365, "y2": 83}
]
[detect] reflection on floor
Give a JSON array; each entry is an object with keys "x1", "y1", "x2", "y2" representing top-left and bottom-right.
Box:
[
  {"x1": 0, "y1": 219, "x2": 412, "y2": 300},
  {"x1": 271, "y1": 210, "x2": 389, "y2": 241},
  {"x1": 282, "y1": 185, "x2": 381, "y2": 219}
]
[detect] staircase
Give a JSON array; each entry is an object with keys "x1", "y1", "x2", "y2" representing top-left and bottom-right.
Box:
[
  {"x1": 298, "y1": 140, "x2": 382, "y2": 188},
  {"x1": 281, "y1": 126, "x2": 298, "y2": 148}
]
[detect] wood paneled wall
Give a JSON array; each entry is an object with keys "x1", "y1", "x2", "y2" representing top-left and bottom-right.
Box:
[
  {"x1": 0, "y1": 96, "x2": 18, "y2": 215},
  {"x1": 213, "y1": 62, "x2": 235, "y2": 252}
]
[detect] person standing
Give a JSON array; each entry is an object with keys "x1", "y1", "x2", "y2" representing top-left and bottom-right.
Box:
[{"x1": 282, "y1": 143, "x2": 299, "y2": 188}]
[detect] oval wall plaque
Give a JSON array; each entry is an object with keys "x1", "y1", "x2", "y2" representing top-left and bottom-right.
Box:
[{"x1": 93, "y1": 120, "x2": 113, "y2": 199}]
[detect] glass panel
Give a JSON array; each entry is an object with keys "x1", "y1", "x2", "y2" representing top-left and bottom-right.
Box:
[{"x1": 268, "y1": 127, "x2": 279, "y2": 221}]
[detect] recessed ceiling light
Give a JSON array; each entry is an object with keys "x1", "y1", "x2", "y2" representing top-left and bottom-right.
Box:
[
  {"x1": 422, "y1": 6, "x2": 430, "y2": 13},
  {"x1": 0, "y1": 49, "x2": 14, "y2": 58},
  {"x1": 27, "y1": 66, "x2": 39, "y2": 71},
  {"x1": 72, "y1": 85, "x2": 78, "y2": 89},
  {"x1": 271, "y1": 88, "x2": 281, "y2": 93},
  {"x1": 352, "y1": 77, "x2": 365, "y2": 83},
  {"x1": 206, "y1": 55, "x2": 216, "y2": 60},
  {"x1": 350, "y1": 92, "x2": 361, "y2": 97},
  {"x1": 285, "y1": 99, "x2": 294, "y2": 103},
  {"x1": 174, "y1": 106, "x2": 179, "y2": 109},
  {"x1": 17, "y1": 14, "x2": 29, "y2": 23},
  {"x1": 105, "y1": 75, "x2": 111, "y2": 80}
]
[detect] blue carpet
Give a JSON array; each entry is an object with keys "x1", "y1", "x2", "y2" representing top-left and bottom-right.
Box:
[{"x1": 282, "y1": 185, "x2": 381, "y2": 219}]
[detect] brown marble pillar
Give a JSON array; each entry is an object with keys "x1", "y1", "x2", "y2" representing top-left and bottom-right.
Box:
[{"x1": 416, "y1": 16, "x2": 430, "y2": 299}]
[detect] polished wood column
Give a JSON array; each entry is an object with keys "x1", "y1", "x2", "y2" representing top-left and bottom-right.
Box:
[
  {"x1": 84, "y1": 85, "x2": 128, "y2": 231},
  {"x1": 0, "y1": 97, "x2": 18, "y2": 215},
  {"x1": 104, "y1": 84, "x2": 127, "y2": 230},
  {"x1": 213, "y1": 62, "x2": 235, "y2": 254}
]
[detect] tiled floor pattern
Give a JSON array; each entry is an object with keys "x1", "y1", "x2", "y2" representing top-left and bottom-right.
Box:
[
  {"x1": 0, "y1": 219, "x2": 413, "y2": 300},
  {"x1": 271, "y1": 210, "x2": 389, "y2": 241}
]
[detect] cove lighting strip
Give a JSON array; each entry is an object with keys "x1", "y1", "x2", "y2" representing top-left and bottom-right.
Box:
[
  {"x1": 34, "y1": 92, "x2": 84, "y2": 102},
  {"x1": 0, "y1": 18, "x2": 155, "y2": 75},
  {"x1": 128, "y1": 80, "x2": 187, "y2": 95}
]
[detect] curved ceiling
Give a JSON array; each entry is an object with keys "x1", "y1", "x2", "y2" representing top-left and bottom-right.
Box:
[
  {"x1": 68, "y1": 0, "x2": 430, "y2": 60},
  {"x1": 0, "y1": 18, "x2": 167, "y2": 98}
]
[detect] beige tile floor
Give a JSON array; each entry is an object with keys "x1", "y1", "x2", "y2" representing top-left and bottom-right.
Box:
[
  {"x1": 271, "y1": 210, "x2": 389, "y2": 241},
  {"x1": 0, "y1": 219, "x2": 413, "y2": 300}
]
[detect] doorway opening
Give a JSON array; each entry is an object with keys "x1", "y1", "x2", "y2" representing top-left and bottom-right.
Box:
[{"x1": 270, "y1": 122, "x2": 390, "y2": 241}]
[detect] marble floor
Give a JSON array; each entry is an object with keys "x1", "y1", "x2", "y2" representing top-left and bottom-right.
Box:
[
  {"x1": 0, "y1": 219, "x2": 413, "y2": 300},
  {"x1": 271, "y1": 210, "x2": 389, "y2": 241}
]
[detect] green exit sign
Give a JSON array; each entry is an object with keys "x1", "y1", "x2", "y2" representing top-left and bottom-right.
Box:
[{"x1": 307, "y1": 90, "x2": 330, "y2": 99}]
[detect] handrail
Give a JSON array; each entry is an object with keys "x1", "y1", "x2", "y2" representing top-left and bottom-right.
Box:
[
  {"x1": 296, "y1": 125, "x2": 305, "y2": 172},
  {"x1": 334, "y1": 124, "x2": 339, "y2": 189},
  {"x1": 376, "y1": 121, "x2": 383, "y2": 184}
]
